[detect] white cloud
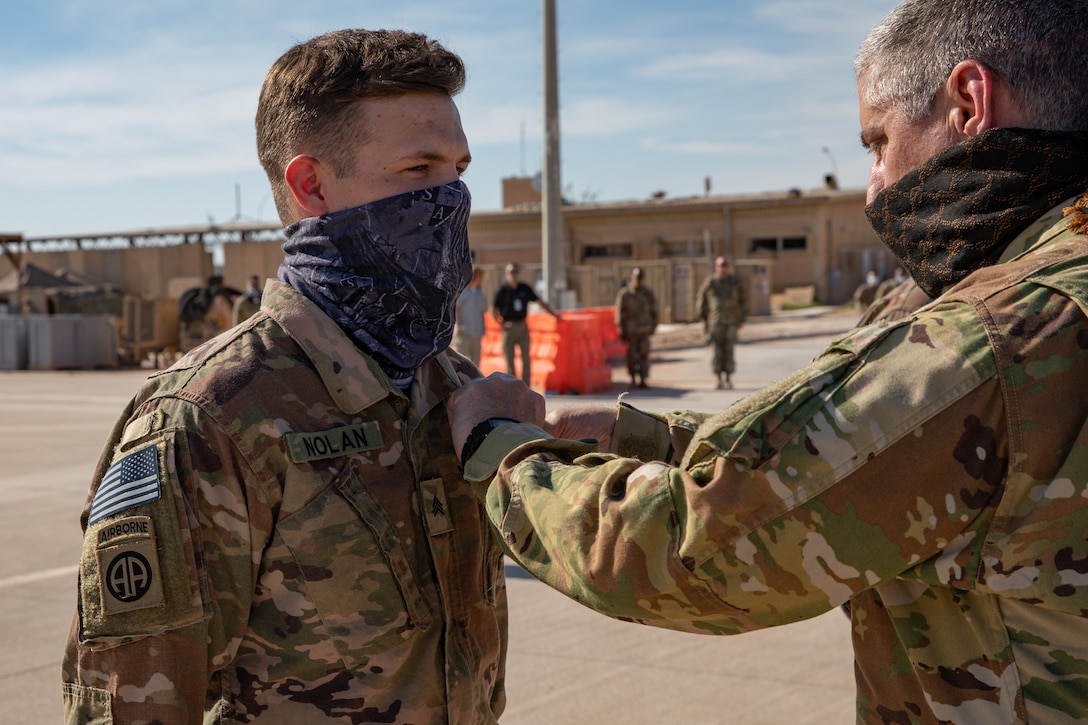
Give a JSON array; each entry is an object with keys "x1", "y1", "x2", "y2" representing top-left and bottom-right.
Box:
[
  {"x1": 0, "y1": 35, "x2": 265, "y2": 187},
  {"x1": 641, "y1": 138, "x2": 766, "y2": 156},
  {"x1": 638, "y1": 46, "x2": 798, "y2": 81},
  {"x1": 461, "y1": 102, "x2": 541, "y2": 146},
  {"x1": 0, "y1": 0, "x2": 900, "y2": 237},
  {"x1": 463, "y1": 96, "x2": 678, "y2": 146},
  {"x1": 753, "y1": 0, "x2": 894, "y2": 38},
  {"x1": 562, "y1": 98, "x2": 678, "y2": 137}
]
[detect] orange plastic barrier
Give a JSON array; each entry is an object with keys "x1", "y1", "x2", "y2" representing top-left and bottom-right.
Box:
[
  {"x1": 581, "y1": 306, "x2": 627, "y2": 362},
  {"x1": 479, "y1": 310, "x2": 615, "y2": 394}
]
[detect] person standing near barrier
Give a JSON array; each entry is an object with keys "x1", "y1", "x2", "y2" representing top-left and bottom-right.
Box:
[
  {"x1": 492, "y1": 262, "x2": 558, "y2": 385},
  {"x1": 615, "y1": 267, "x2": 658, "y2": 388},
  {"x1": 62, "y1": 28, "x2": 510, "y2": 724},
  {"x1": 454, "y1": 267, "x2": 486, "y2": 365},
  {"x1": 696, "y1": 256, "x2": 747, "y2": 389}
]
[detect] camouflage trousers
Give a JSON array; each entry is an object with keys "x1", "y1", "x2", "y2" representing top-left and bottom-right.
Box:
[
  {"x1": 708, "y1": 324, "x2": 739, "y2": 375},
  {"x1": 501, "y1": 320, "x2": 531, "y2": 385},
  {"x1": 625, "y1": 333, "x2": 651, "y2": 380},
  {"x1": 453, "y1": 334, "x2": 482, "y2": 366}
]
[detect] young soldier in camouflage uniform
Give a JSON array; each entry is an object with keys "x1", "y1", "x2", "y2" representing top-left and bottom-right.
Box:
[
  {"x1": 615, "y1": 267, "x2": 658, "y2": 388},
  {"x1": 63, "y1": 30, "x2": 511, "y2": 724},
  {"x1": 449, "y1": 1, "x2": 1088, "y2": 722},
  {"x1": 696, "y1": 257, "x2": 747, "y2": 389}
]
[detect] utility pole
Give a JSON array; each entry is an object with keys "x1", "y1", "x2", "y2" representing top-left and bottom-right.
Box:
[{"x1": 542, "y1": 0, "x2": 564, "y2": 308}]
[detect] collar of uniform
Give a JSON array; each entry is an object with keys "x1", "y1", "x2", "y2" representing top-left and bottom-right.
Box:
[
  {"x1": 994, "y1": 193, "x2": 1087, "y2": 265},
  {"x1": 261, "y1": 280, "x2": 397, "y2": 414},
  {"x1": 402, "y1": 352, "x2": 462, "y2": 441}
]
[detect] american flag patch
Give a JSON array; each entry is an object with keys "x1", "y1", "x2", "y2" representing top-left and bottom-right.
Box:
[{"x1": 89, "y1": 446, "x2": 162, "y2": 525}]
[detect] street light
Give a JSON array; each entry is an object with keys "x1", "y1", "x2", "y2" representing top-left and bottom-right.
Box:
[{"x1": 821, "y1": 147, "x2": 839, "y2": 189}]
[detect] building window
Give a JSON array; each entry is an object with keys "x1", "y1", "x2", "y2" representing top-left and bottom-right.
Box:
[
  {"x1": 660, "y1": 239, "x2": 712, "y2": 257},
  {"x1": 583, "y1": 243, "x2": 633, "y2": 260},
  {"x1": 750, "y1": 236, "x2": 807, "y2": 253}
]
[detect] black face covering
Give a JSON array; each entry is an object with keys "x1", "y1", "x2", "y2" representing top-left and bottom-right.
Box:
[
  {"x1": 866, "y1": 128, "x2": 1088, "y2": 298},
  {"x1": 278, "y1": 181, "x2": 473, "y2": 388}
]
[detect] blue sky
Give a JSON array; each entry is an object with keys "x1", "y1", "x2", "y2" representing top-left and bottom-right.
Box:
[{"x1": 1, "y1": 0, "x2": 899, "y2": 239}]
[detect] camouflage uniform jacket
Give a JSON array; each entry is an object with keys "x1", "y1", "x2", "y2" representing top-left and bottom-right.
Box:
[
  {"x1": 464, "y1": 197, "x2": 1088, "y2": 724},
  {"x1": 63, "y1": 280, "x2": 508, "y2": 724},
  {"x1": 857, "y1": 277, "x2": 932, "y2": 326},
  {"x1": 614, "y1": 284, "x2": 658, "y2": 338},
  {"x1": 696, "y1": 274, "x2": 747, "y2": 329}
]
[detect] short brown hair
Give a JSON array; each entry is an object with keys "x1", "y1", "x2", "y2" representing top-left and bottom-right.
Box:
[{"x1": 256, "y1": 29, "x2": 466, "y2": 224}]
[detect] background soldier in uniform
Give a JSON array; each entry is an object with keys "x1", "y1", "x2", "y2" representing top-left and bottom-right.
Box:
[
  {"x1": 614, "y1": 267, "x2": 658, "y2": 388},
  {"x1": 63, "y1": 29, "x2": 509, "y2": 723},
  {"x1": 453, "y1": 267, "x2": 486, "y2": 365},
  {"x1": 448, "y1": 1, "x2": 1088, "y2": 722},
  {"x1": 231, "y1": 273, "x2": 263, "y2": 325},
  {"x1": 696, "y1": 256, "x2": 747, "y2": 389}
]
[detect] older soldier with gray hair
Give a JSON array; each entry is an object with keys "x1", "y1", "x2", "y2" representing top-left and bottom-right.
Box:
[{"x1": 448, "y1": 1, "x2": 1088, "y2": 722}]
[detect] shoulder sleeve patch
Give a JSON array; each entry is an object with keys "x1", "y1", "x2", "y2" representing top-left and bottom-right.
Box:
[
  {"x1": 79, "y1": 434, "x2": 205, "y2": 647},
  {"x1": 89, "y1": 445, "x2": 162, "y2": 525},
  {"x1": 95, "y1": 515, "x2": 165, "y2": 615}
]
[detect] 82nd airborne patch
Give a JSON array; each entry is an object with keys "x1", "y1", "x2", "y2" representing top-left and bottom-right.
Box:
[{"x1": 96, "y1": 515, "x2": 165, "y2": 615}]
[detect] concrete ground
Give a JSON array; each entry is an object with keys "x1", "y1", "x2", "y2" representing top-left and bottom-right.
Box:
[{"x1": 0, "y1": 306, "x2": 862, "y2": 724}]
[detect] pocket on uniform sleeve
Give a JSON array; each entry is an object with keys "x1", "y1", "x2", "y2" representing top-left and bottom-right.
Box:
[
  {"x1": 277, "y1": 462, "x2": 433, "y2": 671},
  {"x1": 62, "y1": 682, "x2": 112, "y2": 724}
]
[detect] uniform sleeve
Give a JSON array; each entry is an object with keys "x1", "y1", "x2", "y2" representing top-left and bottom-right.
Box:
[
  {"x1": 857, "y1": 279, "x2": 932, "y2": 326},
  {"x1": 472, "y1": 306, "x2": 1005, "y2": 633},
  {"x1": 62, "y1": 400, "x2": 265, "y2": 724}
]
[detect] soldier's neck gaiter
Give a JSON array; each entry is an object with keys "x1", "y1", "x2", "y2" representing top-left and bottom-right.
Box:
[
  {"x1": 866, "y1": 128, "x2": 1088, "y2": 298},
  {"x1": 278, "y1": 181, "x2": 473, "y2": 389}
]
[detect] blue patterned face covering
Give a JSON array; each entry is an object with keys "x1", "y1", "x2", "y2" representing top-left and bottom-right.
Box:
[{"x1": 278, "y1": 181, "x2": 473, "y2": 388}]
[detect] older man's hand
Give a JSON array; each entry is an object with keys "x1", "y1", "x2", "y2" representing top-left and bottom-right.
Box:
[
  {"x1": 447, "y1": 373, "x2": 547, "y2": 454},
  {"x1": 544, "y1": 406, "x2": 617, "y2": 452}
]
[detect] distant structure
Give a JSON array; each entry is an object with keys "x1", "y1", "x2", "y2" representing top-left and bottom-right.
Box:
[
  {"x1": 474, "y1": 178, "x2": 888, "y2": 308},
  {"x1": 11, "y1": 221, "x2": 283, "y2": 253},
  {"x1": 2, "y1": 179, "x2": 891, "y2": 345}
]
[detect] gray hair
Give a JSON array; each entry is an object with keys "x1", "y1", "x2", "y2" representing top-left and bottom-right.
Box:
[{"x1": 855, "y1": 0, "x2": 1088, "y2": 131}]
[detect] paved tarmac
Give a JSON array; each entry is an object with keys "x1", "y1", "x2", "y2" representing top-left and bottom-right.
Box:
[{"x1": 0, "y1": 305, "x2": 862, "y2": 724}]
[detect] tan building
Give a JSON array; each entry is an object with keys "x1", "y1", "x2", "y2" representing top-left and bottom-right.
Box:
[
  {"x1": 1, "y1": 178, "x2": 893, "y2": 358},
  {"x1": 466, "y1": 177, "x2": 893, "y2": 320}
]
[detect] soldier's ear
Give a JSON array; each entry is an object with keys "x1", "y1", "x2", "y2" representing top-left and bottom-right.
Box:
[
  {"x1": 284, "y1": 155, "x2": 332, "y2": 217},
  {"x1": 943, "y1": 59, "x2": 995, "y2": 138}
]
